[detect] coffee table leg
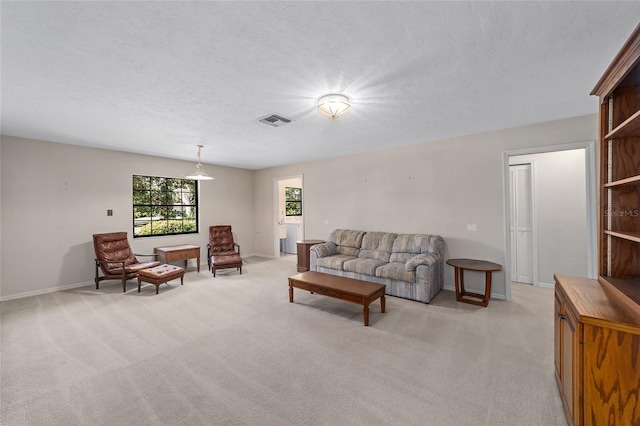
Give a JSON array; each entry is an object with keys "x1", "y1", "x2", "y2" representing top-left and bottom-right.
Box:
[
  {"x1": 363, "y1": 305, "x2": 370, "y2": 326},
  {"x1": 381, "y1": 295, "x2": 386, "y2": 313},
  {"x1": 289, "y1": 285, "x2": 294, "y2": 303},
  {"x1": 138, "y1": 278, "x2": 141, "y2": 292}
]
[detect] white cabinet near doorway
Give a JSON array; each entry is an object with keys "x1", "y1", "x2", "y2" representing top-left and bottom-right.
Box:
[{"x1": 285, "y1": 224, "x2": 302, "y2": 254}]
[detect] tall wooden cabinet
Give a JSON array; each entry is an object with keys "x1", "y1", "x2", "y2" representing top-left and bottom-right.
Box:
[
  {"x1": 592, "y1": 22, "x2": 640, "y2": 306},
  {"x1": 554, "y1": 24, "x2": 640, "y2": 426}
]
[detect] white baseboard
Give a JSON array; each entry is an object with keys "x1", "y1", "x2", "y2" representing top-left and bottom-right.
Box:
[
  {"x1": 1, "y1": 255, "x2": 273, "y2": 301},
  {"x1": 0, "y1": 280, "x2": 94, "y2": 302}
]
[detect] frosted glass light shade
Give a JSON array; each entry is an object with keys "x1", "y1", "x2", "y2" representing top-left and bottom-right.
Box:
[
  {"x1": 184, "y1": 145, "x2": 214, "y2": 181},
  {"x1": 184, "y1": 164, "x2": 214, "y2": 180},
  {"x1": 317, "y1": 94, "x2": 351, "y2": 119}
]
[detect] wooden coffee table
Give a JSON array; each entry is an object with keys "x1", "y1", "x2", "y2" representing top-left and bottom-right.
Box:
[{"x1": 288, "y1": 271, "x2": 386, "y2": 326}]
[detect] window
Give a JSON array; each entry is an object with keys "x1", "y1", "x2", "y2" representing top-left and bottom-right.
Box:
[
  {"x1": 285, "y1": 187, "x2": 302, "y2": 216},
  {"x1": 133, "y1": 175, "x2": 199, "y2": 237}
]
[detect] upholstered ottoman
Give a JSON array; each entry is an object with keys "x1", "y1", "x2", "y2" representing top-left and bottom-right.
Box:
[{"x1": 137, "y1": 264, "x2": 185, "y2": 294}]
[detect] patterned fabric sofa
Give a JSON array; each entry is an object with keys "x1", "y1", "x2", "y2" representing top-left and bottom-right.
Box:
[{"x1": 309, "y1": 229, "x2": 444, "y2": 303}]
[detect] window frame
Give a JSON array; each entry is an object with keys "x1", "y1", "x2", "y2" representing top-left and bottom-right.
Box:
[
  {"x1": 132, "y1": 175, "x2": 200, "y2": 238},
  {"x1": 285, "y1": 186, "x2": 302, "y2": 217}
]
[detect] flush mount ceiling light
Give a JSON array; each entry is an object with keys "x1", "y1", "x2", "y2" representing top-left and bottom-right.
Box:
[
  {"x1": 184, "y1": 144, "x2": 214, "y2": 181},
  {"x1": 317, "y1": 94, "x2": 351, "y2": 119}
]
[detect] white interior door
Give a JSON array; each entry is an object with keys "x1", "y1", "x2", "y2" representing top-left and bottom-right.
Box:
[{"x1": 510, "y1": 164, "x2": 533, "y2": 284}]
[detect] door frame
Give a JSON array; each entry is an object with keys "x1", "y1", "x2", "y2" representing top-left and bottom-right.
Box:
[
  {"x1": 508, "y1": 160, "x2": 537, "y2": 285},
  {"x1": 502, "y1": 140, "x2": 597, "y2": 301},
  {"x1": 272, "y1": 174, "x2": 304, "y2": 258}
]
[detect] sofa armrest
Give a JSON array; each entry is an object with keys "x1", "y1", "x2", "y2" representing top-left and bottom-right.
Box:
[
  {"x1": 310, "y1": 242, "x2": 336, "y2": 258},
  {"x1": 310, "y1": 242, "x2": 336, "y2": 272},
  {"x1": 405, "y1": 253, "x2": 439, "y2": 271}
]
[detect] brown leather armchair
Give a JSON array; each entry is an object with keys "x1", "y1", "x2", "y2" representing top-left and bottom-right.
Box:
[
  {"x1": 93, "y1": 232, "x2": 161, "y2": 292},
  {"x1": 207, "y1": 225, "x2": 243, "y2": 277}
]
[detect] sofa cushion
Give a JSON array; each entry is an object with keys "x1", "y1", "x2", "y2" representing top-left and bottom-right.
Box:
[
  {"x1": 315, "y1": 254, "x2": 357, "y2": 271},
  {"x1": 329, "y1": 229, "x2": 365, "y2": 256},
  {"x1": 375, "y1": 262, "x2": 417, "y2": 283},
  {"x1": 390, "y1": 234, "x2": 441, "y2": 263},
  {"x1": 343, "y1": 258, "x2": 389, "y2": 276},
  {"x1": 358, "y1": 232, "x2": 397, "y2": 261}
]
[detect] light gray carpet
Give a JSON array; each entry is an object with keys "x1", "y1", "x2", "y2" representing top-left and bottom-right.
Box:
[{"x1": 1, "y1": 255, "x2": 567, "y2": 425}]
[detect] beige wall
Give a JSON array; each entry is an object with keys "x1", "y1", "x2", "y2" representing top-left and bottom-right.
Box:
[
  {"x1": 1, "y1": 114, "x2": 598, "y2": 300},
  {"x1": 0, "y1": 136, "x2": 254, "y2": 300},
  {"x1": 0, "y1": 139, "x2": 3, "y2": 298},
  {"x1": 252, "y1": 114, "x2": 598, "y2": 299}
]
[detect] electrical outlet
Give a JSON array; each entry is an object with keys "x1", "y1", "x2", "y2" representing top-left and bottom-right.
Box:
[{"x1": 107, "y1": 209, "x2": 113, "y2": 216}]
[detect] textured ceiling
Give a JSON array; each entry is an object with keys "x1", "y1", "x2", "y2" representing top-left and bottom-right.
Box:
[{"x1": 2, "y1": 2, "x2": 640, "y2": 170}]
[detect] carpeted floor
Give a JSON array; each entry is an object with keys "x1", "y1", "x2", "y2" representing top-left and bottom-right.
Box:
[{"x1": 1, "y1": 255, "x2": 567, "y2": 425}]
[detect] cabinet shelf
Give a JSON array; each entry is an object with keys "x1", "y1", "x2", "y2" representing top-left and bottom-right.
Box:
[
  {"x1": 599, "y1": 275, "x2": 640, "y2": 315},
  {"x1": 604, "y1": 174, "x2": 640, "y2": 187},
  {"x1": 605, "y1": 109, "x2": 640, "y2": 140},
  {"x1": 604, "y1": 230, "x2": 640, "y2": 243}
]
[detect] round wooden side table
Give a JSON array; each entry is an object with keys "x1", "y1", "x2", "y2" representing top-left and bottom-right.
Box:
[{"x1": 446, "y1": 258, "x2": 502, "y2": 307}]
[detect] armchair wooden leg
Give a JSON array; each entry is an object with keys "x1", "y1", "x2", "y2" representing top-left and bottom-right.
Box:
[{"x1": 95, "y1": 261, "x2": 100, "y2": 289}]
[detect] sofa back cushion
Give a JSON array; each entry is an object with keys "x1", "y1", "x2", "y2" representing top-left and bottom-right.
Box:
[
  {"x1": 329, "y1": 229, "x2": 365, "y2": 257},
  {"x1": 358, "y1": 232, "x2": 397, "y2": 262},
  {"x1": 389, "y1": 234, "x2": 444, "y2": 263}
]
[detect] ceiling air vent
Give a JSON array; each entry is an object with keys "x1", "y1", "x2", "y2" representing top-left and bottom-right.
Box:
[{"x1": 258, "y1": 113, "x2": 293, "y2": 127}]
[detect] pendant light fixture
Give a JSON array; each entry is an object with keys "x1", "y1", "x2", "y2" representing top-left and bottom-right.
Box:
[
  {"x1": 184, "y1": 144, "x2": 214, "y2": 180},
  {"x1": 317, "y1": 94, "x2": 351, "y2": 119}
]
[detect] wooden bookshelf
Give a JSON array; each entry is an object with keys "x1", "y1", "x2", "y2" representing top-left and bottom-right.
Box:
[{"x1": 555, "y1": 23, "x2": 640, "y2": 426}]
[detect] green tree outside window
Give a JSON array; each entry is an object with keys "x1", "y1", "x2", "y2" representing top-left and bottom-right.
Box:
[
  {"x1": 133, "y1": 175, "x2": 199, "y2": 237},
  {"x1": 285, "y1": 187, "x2": 302, "y2": 216}
]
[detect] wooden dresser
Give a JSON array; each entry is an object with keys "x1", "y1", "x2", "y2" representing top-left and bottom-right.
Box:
[{"x1": 554, "y1": 275, "x2": 640, "y2": 426}]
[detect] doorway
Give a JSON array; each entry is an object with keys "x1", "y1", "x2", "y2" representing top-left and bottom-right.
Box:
[
  {"x1": 273, "y1": 175, "x2": 304, "y2": 258},
  {"x1": 503, "y1": 141, "x2": 597, "y2": 301}
]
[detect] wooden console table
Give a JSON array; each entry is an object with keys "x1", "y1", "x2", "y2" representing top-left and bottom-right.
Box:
[
  {"x1": 296, "y1": 240, "x2": 325, "y2": 272},
  {"x1": 446, "y1": 258, "x2": 502, "y2": 307},
  {"x1": 154, "y1": 244, "x2": 201, "y2": 273}
]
